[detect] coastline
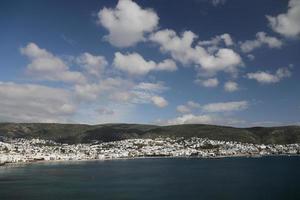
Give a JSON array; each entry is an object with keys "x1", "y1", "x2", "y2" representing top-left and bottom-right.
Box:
[
  {"x1": 1, "y1": 137, "x2": 299, "y2": 167},
  {"x1": 1, "y1": 154, "x2": 299, "y2": 168}
]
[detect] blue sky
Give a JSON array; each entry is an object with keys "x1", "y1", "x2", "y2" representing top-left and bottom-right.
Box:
[{"x1": 0, "y1": 0, "x2": 299, "y2": 126}]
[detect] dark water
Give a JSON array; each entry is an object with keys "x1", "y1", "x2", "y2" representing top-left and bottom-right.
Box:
[{"x1": 0, "y1": 157, "x2": 299, "y2": 200}]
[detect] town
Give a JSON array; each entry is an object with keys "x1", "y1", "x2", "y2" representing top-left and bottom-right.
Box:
[{"x1": 0, "y1": 137, "x2": 299, "y2": 165}]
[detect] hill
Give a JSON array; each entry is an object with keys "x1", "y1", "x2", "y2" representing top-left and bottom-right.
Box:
[{"x1": 0, "y1": 123, "x2": 299, "y2": 145}]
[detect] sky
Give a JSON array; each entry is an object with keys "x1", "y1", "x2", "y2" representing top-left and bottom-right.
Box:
[{"x1": 0, "y1": 0, "x2": 299, "y2": 126}]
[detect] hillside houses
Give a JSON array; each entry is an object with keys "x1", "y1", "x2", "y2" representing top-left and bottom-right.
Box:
[{"x1": 0, "y1": 137, "x2": 299, "y2": 165}]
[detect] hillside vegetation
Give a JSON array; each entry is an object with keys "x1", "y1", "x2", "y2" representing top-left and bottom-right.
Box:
[{"x1": 0, "y1": 123, "x2": 299, "y2": 145}]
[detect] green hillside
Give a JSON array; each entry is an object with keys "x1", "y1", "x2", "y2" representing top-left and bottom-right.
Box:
[{"x1": 0, "y1": 123, "x2": 299, "y2": 145}]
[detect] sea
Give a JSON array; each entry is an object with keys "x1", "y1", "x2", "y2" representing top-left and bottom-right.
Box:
[{"x1": 0, "y1": 156, "x2": 299, "y2": 200}]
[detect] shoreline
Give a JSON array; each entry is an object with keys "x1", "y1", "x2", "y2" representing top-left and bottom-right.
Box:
[
  {"x1": 1, "y1": 154, "x2": 299, "y2": 168},
  {"x1": 1, "y1": 137, "x2": 299, "y2": 167}
]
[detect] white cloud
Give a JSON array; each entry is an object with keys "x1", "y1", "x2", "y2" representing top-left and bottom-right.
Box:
[
  {"x1": 113, "y1": 52, "x2": 177, "y2": 75},
  {"x1": 198, "y1": 33, "x2": 234, "y2": 47},
  {"x1": 77, "y1": 52, "x2": 108, "y2": 77},
  {"x1": 163, "y1": 114, "x2": 215, "y2": 125},
  {"x1": 176, "y1": 105, "x2": 191, "y2": 113},
  {"x1": 156, "y1": 59, "x2": 178, "y2": 71},
  {"x1": 160, "y1": 114, "x2": 246, "y2": 126},
  {"x1": 21, "y1": 43, "x2": 86, "y2": 83},
  {"x1": 239, "y1": 32, "x2": 283, "y2": 53},
  {"x1": 246, "y1": 67, "x2": 291, "y2": 84},
  {"x1": 211, "y1": 0, "x2": 226, "y2": 6},
  {"x1": 247, "y1": 72, "x2": 279, "y2": 84},
  {"x1": 196, "y1": 78, "x2": 219, "y2": 87},
  {"x1": 247, "y1": 54, "x2": 255, "y2": 60},
  {"x1": 134, "y1": 82, "x2": 168, "y2": 93},
  {"x1": 160, "y1": 99, "x2": 249, "y2": 125},
  {"x1": 267, "y1": 0, "x2": 300, "y2": 38},
  {"x1": 276, "y1": 67, "x2": 292, "y2": 78},
  {"x1": 150, "y1": 29, "x2": 242, "y2": 76},
  {"x1": 110, "y1": 91, "x2": 133, "y2": 102},
  {"x1": 74, "y1": 82, "x2": 103, "y2": 101},
  {"x1": 0, "y1": 82, "x2": 76, "y2": 123},
  {"x1": 20, "y1": 43, "x2": 171, "y2": 111},
  {"x1": 224, "y1": 81, "x2": 239, "y2": 92},
  {"x1": 97, "y1": 0, "x2": 159, "y2": 47},
  {"x1": 150, "y1": 30, "x2": 197, "y2": 64},
  {"x1": 131, "y1": 81, "x2": 168, "y2": 105},
  {"x1": 221, "y1": 33, "x2": 234, "y2": 46},
  {"x1": 187, "y1": 101, "x2": 201, "y2": 108},
  {"x1": 151, "y1": 96, "x2": 168, "y2": 108},
  {"x1": 176, "y1": 101, "x2": 201, "y2": 114},
  {"x1": 74, "y1": 77, "x2": 169, "y2": 111},
  {"x1": 74, "y1": 77, "x2": 133, "y2": 101},
  {"x1": 202, "y1": 101, "x2": 248, "y2": 112}
]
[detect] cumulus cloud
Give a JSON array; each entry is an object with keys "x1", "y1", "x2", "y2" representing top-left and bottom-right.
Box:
[
  {"x1": 267, "y1": 0, "x2": 300, "y2": 38},
  {"x1": 113, "y1": 52, "x2": 177, "y2": 75},
  {"x1": 74, "y1": 77, "x2": 169, "y2": 110},
  {"x1": 196, "y1": 78, "x2": 219, "y2": 87},
  {"x1": 131, "y1": 81, "x2": 169, "y2": 105},
  {"x1": 0, "y1": 82, "x2": 76, "y2": 122},
  {"x1": 150, "y1": 29, "x2": 242, "y2": 76},
  {"x1": 163, "y1": 114, "x2": 215, "y2": 125},
  {"x1": 97, "y1": 0, "x2": 159, "y2": 47},
  {"x1": 176, "y1": 105, "x2": 191, "y2": 114},
  {"x1": 21, "y1": 42, "x2": 171, "y2": 112},
  {"x1": 151, "y1": 96, "x2": 168, "y2": 108},
  {"x1": 202, "y1": 101, "x2": 248, "y2": 112},
  {"x1": 74, "y1": 77, "x2": 133, "y2": 101},
  {"x1": 220, "y1": 33, "x2": 234, "y2": 46},
  {"x1": 247, "y1": 54, "x2": 255, "y2": 60},
  {"x1": 239, "y1": 32, "x2": 283, "y2": 53},
  {"x1": 247, "y1": 72, "x2": 279, "y2": 84},
  {"x1": 16, "y1": 35, "x2": 176, "y2": 122},
  {"x1": 224, "y1": 81, "x2": 239, "y2": 92},
  {"x1": 187, "y1": 101, "x2": 201, "y2": 108},
  {"x1": 211, "y1": 0, "x2": 226, "y2": 6},
  {"x1": 134, "y1": 82, "x2": 168, "y2": 93},
  {"x1": 161, "y1": 99, "x2": 248, "y2": 126},
  {"x1": 176, "y1": 101, "x2": 201, "y2": 113},
  {"x1": 21, "y1": 43, "x2": 86, "y2": 83},
  {"x1": 246, "y1": 67, "x2": 292, "y2": 84},
  {"x1": 76, "y1": 52, "x2": 108, "y2": 77},
  {"x1": 199, "y1": 33, "x2": 234, "y2": 47},
  {"x1": 159, "y1": 114, "x2": 245, "y2": 126}
]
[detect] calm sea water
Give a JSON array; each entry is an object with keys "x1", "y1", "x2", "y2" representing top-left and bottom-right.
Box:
[{"x1": 0, "y1": 156, "x2": 299, "y2": 200}]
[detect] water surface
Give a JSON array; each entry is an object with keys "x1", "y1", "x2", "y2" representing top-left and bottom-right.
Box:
[{"x1": 0, "y1": 157, "x2": 299, "y2": 200}]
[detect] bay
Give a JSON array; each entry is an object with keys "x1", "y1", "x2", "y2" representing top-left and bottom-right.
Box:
[{"x1": 0, "y1": 156, "x2": 299, "y2": 200}]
